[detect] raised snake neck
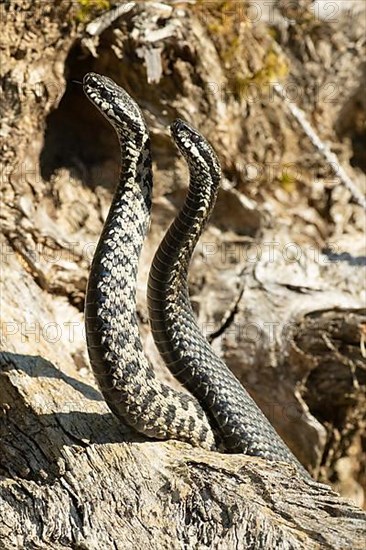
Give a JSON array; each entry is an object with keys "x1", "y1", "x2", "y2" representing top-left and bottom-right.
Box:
[
  {"x1": 83, "y1": 72, "x2": 215, "y2": 449},
  {"x1": 148, "y1": 119, "x2": 307, "y2": 473},
  {"x1": 84, "y1": 72, "x2": 307, "y2": 476}
]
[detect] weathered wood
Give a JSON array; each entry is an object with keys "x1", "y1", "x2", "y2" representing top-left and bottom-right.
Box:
[
  {"x1": 1, "y1": 352, "x2": 365, "y2": 549},
  {"x1": 1, "y1": 1, "x2": 365, "y2": 547}
]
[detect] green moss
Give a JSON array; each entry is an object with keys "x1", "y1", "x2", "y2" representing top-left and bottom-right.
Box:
[
  {"x1": 194, "y1": 0, "x2": 243, "y2": 41},
  {"x1": 75, "y1": 0, "x2": 110, "y2": 23},
  {"x1": 278, "y1": 169, "x2": 296, "y2": 193},
  {"x1": 193, "y1": 2, "x2": 288, "y2": 102},
  {"x1": 227, "y1": 49, "x2": 289, "y2": 101}
]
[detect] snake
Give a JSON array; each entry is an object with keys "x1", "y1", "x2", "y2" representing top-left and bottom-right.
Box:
[
  {"x1": 84, "y1": 72, "x2": 215, "y2": 449},
  {"x1": 83, "y1": 72, "x2": 307, "y2": 475}
]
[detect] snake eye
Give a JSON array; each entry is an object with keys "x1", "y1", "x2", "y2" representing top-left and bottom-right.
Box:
[{"x1": 191, "y1": 133, "x2": 200, "y2": 144}]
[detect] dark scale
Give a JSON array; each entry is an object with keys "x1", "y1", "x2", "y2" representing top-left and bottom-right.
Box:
[
  {"x1": 148, "y1": 118, "x2": 309, "y2": 477},
  {"x1": 83, "y1": 74, "x2": 309, "y2": 478},
  {"x1": 83, "y1": 73, "x2": 215, "y2": 451}
]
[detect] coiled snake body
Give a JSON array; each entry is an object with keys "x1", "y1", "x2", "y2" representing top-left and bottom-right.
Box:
[{"x1": 84, "y1": 72, "x2": 306, "y2": 473}]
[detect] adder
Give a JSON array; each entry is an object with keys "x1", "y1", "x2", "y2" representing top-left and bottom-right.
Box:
[{"x1": 83, "y1": 72, "x2": 307, "y2": 475}]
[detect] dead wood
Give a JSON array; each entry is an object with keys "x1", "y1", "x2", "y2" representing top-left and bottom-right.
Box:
[{"x1": 1, "y1": 1, "x2": 365, "y2": 548}]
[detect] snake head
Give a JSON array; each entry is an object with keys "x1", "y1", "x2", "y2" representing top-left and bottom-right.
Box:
[
  {"x1": 171, "y1": 119, "x2": 221, "y2": 184},
  {"x1": 83, "y1": 72, "x2": 147, "y2": 147}
]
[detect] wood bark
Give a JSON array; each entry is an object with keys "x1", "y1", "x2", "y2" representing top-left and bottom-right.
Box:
[{"x1": 1, "y1": 1, "x2": 365, "y2": 548}]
